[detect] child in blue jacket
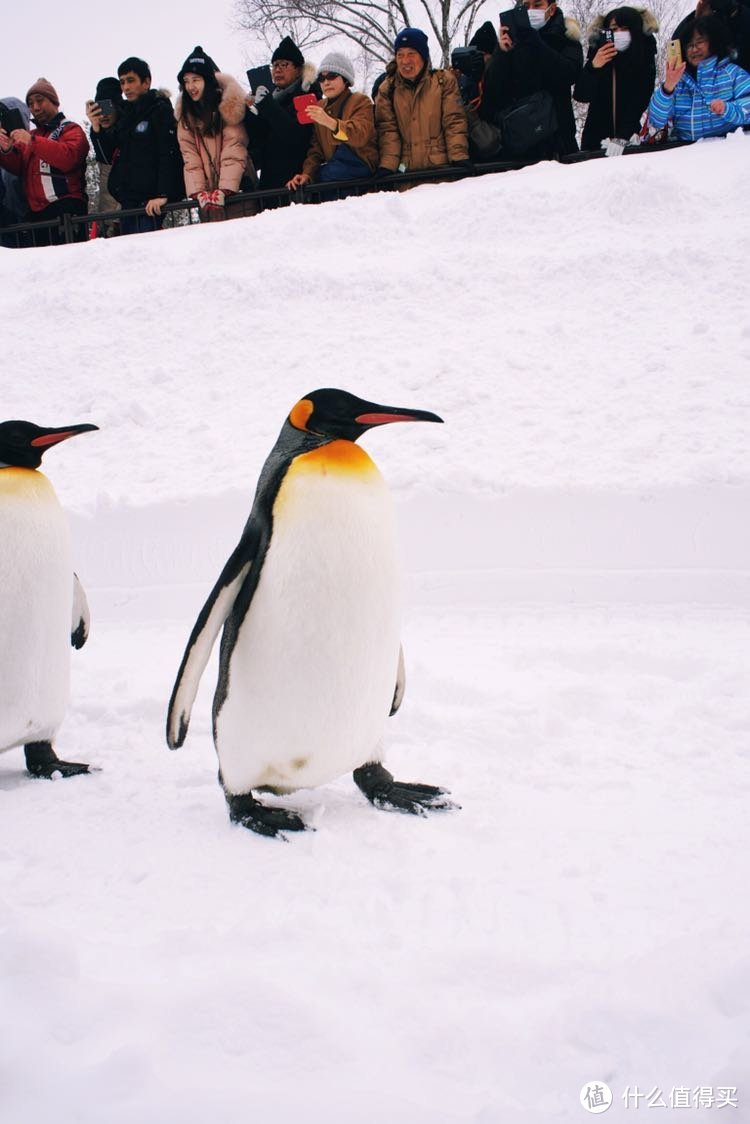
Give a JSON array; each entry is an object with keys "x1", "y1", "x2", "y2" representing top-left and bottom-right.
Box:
[{"x1": 648, "y1": 15, "x2": 750, "y2": 138}]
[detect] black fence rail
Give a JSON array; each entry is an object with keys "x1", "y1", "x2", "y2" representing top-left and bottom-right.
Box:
[{"x1": 0, "y1": 137, "x2": 698, "y2": 249}]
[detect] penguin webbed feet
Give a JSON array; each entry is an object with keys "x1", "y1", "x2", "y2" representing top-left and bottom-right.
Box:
[
  {"x1": 226, "y1": 791, "x2": 309, "y2": 840},
  {"x1": 24, "y1": 741, "x2": 91, "y2": 779},
  {"x1": 353, "y1": 762, "x2": 459, "y2": 816}
]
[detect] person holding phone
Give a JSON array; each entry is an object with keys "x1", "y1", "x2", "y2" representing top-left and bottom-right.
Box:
[
  {"x1": 481, "y1": 0, "x2": 584, "y2": 158},
  {"x1": 0, "y1": 78, "x2": 88, "y2": 246},
  {"x1": 647, "y1": 15, "x2": 750, "y2": 139},
  {"x1": 286, "y1": 52, "x2": 378, "y2": 194},
  {"x1": 574, "y1": 6, "x2": 658, "y2": 151},
  {"x1": 176, "y1": 46, "x2": 257, "y2": 221},
  {"x1": 672, "y1": 0, "x2": 750, "y2": 74},
  {"x1": 0, "y1": 96, "x2": 31, "y2": 243},
  {"x1": 243, "y1": 36, "x2": 321, "y2": 199},
  {"x1": 85, "y1": 77, "x2": 123, "y2": 230}
]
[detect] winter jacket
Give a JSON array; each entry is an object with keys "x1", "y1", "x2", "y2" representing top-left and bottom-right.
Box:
[
  {"x1": 94, "y1": 89, "x2": 184, "y2": 206},
  {"x1": 375, "y1": 66, "x2": 469, "y2": 172},
  {"x1": 0, "y1": 97, "x2": 31, "y2": 221},
  {"x1": 244, "y1": 65, "x2": 322, "y2": 189},
  {"x1": 176, "y1": 73, "x2": 255, "y2": 195},
  {"x1": 673, "y1": 5, "x2": 750, "y2": 74},
  {"x1": 301, "y1": 89, "x2": 378, "y2": 180},
  {"x1": 0, "y1": 111, "x2": 87, "y2": 214},
  {"x1": 647, "y1": 55, "x2": 750, "y2": 139},
  {"x1": 481, "y1": 9, "x2": 584, "y2": 156},
  {"x1": 575, "y1": 9, "x2": 658, "y2": 149}
]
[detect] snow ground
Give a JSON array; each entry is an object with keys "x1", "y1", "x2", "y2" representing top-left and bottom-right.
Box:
[{"x1": 1, "y1": 136, "x2": 749, "y2": 1122}]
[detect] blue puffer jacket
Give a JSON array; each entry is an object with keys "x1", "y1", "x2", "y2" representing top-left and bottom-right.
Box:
[{"x1": 648, "y1": 56, "x2": 750, "y2": 140}]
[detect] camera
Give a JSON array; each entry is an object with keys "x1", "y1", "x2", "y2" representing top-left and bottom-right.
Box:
[
  {"x1": 451, "y1": 46, "x2": 485, "y2": 79},
  {"x1": 96, "y1": 98, "x2": 116, "y2": 116},
  {"x1": 0, "y1": 101, "x2": 24, "y2": 133}
]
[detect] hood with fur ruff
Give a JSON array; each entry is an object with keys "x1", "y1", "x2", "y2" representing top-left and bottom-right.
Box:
[
  {"x1": 587, "y1": 7, "x2": 659, "y2": 38},
  {"x1": 176, "y1": 72, "x2": 247, "y2": 126}
]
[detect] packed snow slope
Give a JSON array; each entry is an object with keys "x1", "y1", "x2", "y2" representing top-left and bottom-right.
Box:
[{"x1": 1, "y1": 137, "x2": 749, "y2": 1124}]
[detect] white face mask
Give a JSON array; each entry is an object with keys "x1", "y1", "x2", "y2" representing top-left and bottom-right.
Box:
[
  {"x1": 527, "y1": 7, "x2": 548, "y2": 28},
  {"x1": 613, "y1": 29, "x2": 632, "y2": 50}
]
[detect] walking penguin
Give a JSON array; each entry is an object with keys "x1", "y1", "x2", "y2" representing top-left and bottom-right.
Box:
[
  {"x1": 0, "y1": 419, "x2": 98, "y2": 778},
  {"x1": 166, "y1": 388, "x2": 457, "y2": 837}
]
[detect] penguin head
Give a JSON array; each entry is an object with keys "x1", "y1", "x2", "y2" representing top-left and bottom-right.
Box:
[
  {"x1": 0, "y1": 420, "x2": 99, "y2": 469},
  {"x1": 287, "y1": 389, "x2": 443, "y2": 442}
]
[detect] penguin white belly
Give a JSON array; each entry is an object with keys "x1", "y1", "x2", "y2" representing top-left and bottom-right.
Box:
[
  {"x1": 0, "y1": 469, "x2": 72, "y2": 754},
  {"x1": 215, "y1": 443, "x2": 402, "y2": 793}
]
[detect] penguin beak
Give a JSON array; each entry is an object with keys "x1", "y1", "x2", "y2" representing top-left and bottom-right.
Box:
[
  {"x1": 354, "y1": 404, "x2": 444, "y2": 427},
  {"x1": 30, "y1": 423, "x2": 99, "y2": 448}
]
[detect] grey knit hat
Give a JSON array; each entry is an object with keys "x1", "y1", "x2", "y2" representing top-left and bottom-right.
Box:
[{"x1": 317, "y1": 51, "x2": 356, "y2": 86}]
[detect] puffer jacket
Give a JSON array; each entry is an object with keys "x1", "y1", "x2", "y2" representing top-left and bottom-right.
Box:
[
  {"x1": 575, "y1": 8, "x2": 658, "y2": 149},
  {"x1": 244, "y1": 63, "x2": 322, "y2": 189},
  {"x1": 301, "y1": 88, "x2": 378, "y2": 180},
  {"x1": 94, "y1": 89, "x2": 184, "y2": 206},
  {"x1": 0, "y1": 111, "x2": 88, "y2": 213},
  {"x1": 176, "y1": 73, "x2": 255, "y2": 194},
  {"x1": 648, "y1": 55, "x2": 750, "y2": 139},
  {"x1": 375, "y1": 66, "x2": 469, "y2": 172}
]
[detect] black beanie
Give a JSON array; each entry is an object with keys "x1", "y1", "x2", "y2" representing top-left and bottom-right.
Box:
[
  {"x1": 469, "y1": 21, "x2": 499, "y2": 54},
  {"x1": 177, "y1": 46, "x2": 219, "y2": 87},
  {"x1": 95, "y1": 76, "x2": 122, "y2": 103},
  {"x1": 271, "y1": 36, "x2": 304, "y2": 67}
]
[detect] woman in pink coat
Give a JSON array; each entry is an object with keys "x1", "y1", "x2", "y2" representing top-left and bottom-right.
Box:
[{"x1": 176, "y1": 46, "x2": 257, "y2": 221}]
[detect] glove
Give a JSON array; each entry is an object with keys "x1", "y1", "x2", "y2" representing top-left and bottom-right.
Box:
[
  {"x1": 197, "y1": 189, "x2": 225, "y2": 210},
  {"x1": 601, "y1": 137, "x2": 626, "y2": 157},
  {"x1": 254, "y1": 85, "x2": 269, "y2": 105}
]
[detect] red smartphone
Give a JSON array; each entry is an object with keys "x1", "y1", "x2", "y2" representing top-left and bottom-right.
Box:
[{"x1": 293, "y1": 93, "x2": 318, "y2": 124}]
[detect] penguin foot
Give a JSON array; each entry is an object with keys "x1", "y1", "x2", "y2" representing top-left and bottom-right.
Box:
[
  {"x1": 353, "y1": 763, "x2": 459, "y2": 816},
  {"x1": 226, "y1": 792, "x2": 308, "y2": 839},
  {"x1": 24, "y1": 741, "x2": 91, "y2": 779}
]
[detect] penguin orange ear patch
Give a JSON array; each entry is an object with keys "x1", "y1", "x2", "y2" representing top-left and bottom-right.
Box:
[{"x1": 289, "y1": 399, "x2": 314, "y2": 432}]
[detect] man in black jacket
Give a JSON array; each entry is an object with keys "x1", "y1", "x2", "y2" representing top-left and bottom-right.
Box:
[
  {"x1": 481, "y1": 0, "x2": 583, "y2": 158},
  {"x1": 89, "y1": 57, "x2": 183, "y2": 234},
  {"x1": 244, "y1": 37, "x2": 321, "y2": 201}
]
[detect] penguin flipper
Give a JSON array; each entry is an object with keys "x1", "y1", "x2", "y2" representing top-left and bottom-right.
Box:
[
  {"x1": 71, "y1": 573, "x2": 90, "y2": 649},
  {"x1": 389, "y1": 643, "x2": 406, "y2": 716},
  {"x1": 167, "y1": 545, "x2": 253, "y2": 750}
]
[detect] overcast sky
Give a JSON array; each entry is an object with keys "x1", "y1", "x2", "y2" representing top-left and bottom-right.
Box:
[{"x1": 1, "y1": 0, "x2": 269, "y2": 125}]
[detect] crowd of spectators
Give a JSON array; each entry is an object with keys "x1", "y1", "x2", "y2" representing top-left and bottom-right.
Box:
[{"x1": 1, "y1": 0, "x2": 749, "y2": 245}]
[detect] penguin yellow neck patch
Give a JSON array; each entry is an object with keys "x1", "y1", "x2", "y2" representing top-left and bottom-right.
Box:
[
  {"x1": 292, "y1": 440, "x2": 379, "y2": 478},
  {"x1": 0, "y1": 467, "x2": 53, "y2": 500}
]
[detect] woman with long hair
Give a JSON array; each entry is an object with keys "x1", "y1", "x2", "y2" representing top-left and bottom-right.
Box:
[
  {"x1": 176, "y1": 46, "x2": 257, "y2": 221},
  {"x1": 575, "y1": 6, "x2": 658, "y2": 150}
]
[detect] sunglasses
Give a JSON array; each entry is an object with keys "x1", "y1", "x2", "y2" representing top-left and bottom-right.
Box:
[{"x1": 318, "y1": 72, "x2": 342, "y2": 82}]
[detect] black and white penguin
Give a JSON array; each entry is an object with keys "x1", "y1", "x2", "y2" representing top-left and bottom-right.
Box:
[
  {"x1": 167, "y1": 389, "x2": 457, "y2": 837},
  {"x1": 0, "y1": 419, "x2": 98, "y2": 778}
]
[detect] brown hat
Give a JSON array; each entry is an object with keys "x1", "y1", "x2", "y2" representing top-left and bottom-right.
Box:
[{"x1": 26, "y1": 77, "x2": 60, "y2": 107}]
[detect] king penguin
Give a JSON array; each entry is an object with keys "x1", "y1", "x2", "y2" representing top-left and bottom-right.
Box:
[
  {"x1": 0, "y1": 419, "x2": 98, "y2": 778},
  {"x1": 167, "y1": 388, "x2": 457, "y2": 837}
]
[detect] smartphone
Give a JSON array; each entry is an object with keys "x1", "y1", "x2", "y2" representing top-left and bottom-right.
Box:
[
  {"x1": 601, "y1": 29, "x2": 615, "y2": 43},
  {"x1": 0, "y1": 103, "x2": 24, "y2": 133},
  {"x1": 247, "y1": 64, "x2": 273, "y2": 93},
  {"x1": 293, "y1": 93, "x2": 318, "y2": 124},
  {"x1": 97, "y1": 98, "x2": 116, "y2": 116},
  {"x1": 666, "y1": 38, "x2": 683, "y2": 65}
]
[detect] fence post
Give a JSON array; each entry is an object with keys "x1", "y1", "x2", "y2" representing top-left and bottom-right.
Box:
[{"x1": 62, "y1": 212, "x2": 75, "y2": 244}]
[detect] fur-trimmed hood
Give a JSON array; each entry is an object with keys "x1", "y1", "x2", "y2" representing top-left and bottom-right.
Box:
[
  {"x1": 587, "y1": 7, "x2": 659, "y2": 38},
  {"x1": 298, "y1": 61, "x2": 319, "y2": 93},
  {"x1": 562, "y1": 16, "x2": 583, "y2": 41},
  {"x1": 176, "y1": 72, "x2": 248, "y2": 126}
]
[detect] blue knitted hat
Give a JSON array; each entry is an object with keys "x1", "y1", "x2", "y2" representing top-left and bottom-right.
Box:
[{"x1": 394, "y1": 28, "x2": 430, "y2": 62}]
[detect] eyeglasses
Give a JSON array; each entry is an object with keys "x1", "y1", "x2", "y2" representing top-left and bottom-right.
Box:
[
  {"x1": 271, "y1": 60, "x2": 294, "y2": 70},
  {"x1": 318, "y1": 72, "x2": 341, "y2": 82}
]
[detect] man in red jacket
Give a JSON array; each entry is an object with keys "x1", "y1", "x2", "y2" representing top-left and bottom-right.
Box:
[{"x1": 0, "y1": 78, "x2": 89, "y2": 245}]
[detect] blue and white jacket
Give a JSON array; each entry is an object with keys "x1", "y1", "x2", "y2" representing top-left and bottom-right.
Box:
[{"x1": 648, "y1": 56, "x2": 750, "y2": 140}]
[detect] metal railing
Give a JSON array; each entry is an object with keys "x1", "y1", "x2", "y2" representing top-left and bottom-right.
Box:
[{"x1": 0, "y1": 136, "x2": 697, "y2": 248}]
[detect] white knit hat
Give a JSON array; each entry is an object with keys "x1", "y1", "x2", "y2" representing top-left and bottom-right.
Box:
[{"x1": 318, "y1": 51, "x2": 356, "y2": 86}]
